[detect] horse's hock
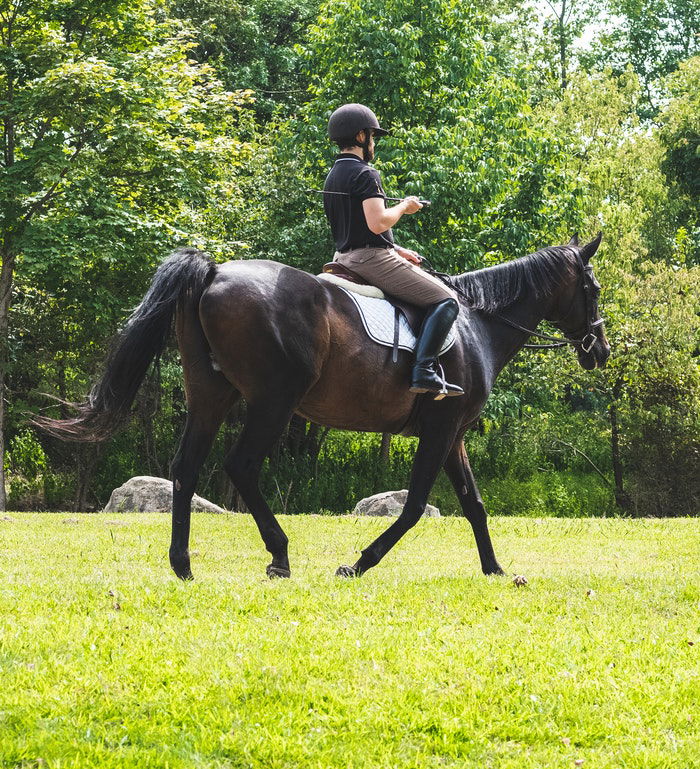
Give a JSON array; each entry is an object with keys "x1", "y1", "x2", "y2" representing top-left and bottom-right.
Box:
[
  {"x1": 104, "y1": 476, "x2": 227, "y2": 514},
  {"x1": 352, "y1": 490, "x2": 440, "y2": 517}
]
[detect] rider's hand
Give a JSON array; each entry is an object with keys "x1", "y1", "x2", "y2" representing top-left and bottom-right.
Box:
[
  {"x1": 395, "y1": 246, "x2": 423, "y2": 264},
  {"x1": 401, "y1": 196, "x2": 423, "y2": 214}
]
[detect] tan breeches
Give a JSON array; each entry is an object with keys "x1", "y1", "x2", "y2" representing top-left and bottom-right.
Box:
[{"x1": 333, "y1": 247, "x2": 457, "y2": 307}]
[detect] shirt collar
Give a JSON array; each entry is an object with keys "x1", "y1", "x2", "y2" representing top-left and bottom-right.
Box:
[{"x1": 335, "y1": 153, "x2": 364, "y2": 163}]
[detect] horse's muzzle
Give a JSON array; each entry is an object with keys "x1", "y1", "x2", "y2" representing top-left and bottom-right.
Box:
[{"x1": 578, "y1": 335, "x2": 610, "y2": 369}]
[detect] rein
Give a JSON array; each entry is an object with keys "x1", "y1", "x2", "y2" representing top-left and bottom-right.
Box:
[{"x1": 421, "y1": 254, "x2": 603, "y2": 353}]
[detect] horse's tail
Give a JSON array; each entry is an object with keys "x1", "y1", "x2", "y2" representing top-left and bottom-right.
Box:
[{"x1": 34, "y1": 248, "x2": 215, "y2": 442}]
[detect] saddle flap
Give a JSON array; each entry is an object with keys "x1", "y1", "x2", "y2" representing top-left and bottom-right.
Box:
[
  {"x1": 337, "y1": 288, "x2": 456, "y2": 358},
  {"x1": 388, "y1": 298, "x2": 425, "y2": 337}
]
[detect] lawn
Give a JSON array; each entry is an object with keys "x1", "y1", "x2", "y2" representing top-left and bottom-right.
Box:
[{"x1": 1, "y1": 513, "x2": 698, "y2": 768}]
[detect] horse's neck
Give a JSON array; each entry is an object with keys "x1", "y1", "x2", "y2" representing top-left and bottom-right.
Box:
[{"x1": 471, "y1": 286, "x2": 553, "y2": 388}]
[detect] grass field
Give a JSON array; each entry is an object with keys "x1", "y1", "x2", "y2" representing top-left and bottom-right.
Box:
[{"x1": 1, "y1": 513, "x2": 699, "y2": 769}]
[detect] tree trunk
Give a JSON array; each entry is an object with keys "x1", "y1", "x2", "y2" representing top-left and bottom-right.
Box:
[
  {"x1": 379, "y1": 432, "x2": 391, "y2": 465},
  {"x1": 74, "y1": 444, "x2": 104, "y2": 512},
  {"x1": 139, "y1": 367, "x2": 163, "y2": 477},
  {"x1": 285, "y1": 414, "x2": 307, "y2": 457},
  {"x1": 218, "y1": 415, "x2": 237, "y2": 510},
  {"x1": 609, "y1": 382, "x2": 632, "y2": 512},
  {"x1": 0, "y1": 245, "x2": 16, "y2": 511},
  {"x1": 1, "y1": 66, "x2": 17, "y2": 511},
  {"x1": 558, "y1": 0, "x2": 568, "y2": 91}
]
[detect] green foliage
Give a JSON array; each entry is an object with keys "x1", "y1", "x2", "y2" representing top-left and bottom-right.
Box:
[
  {"x1": 260, "y1": 430, "x2": 419, "y2": 515},
  {"x1": 658, "y1": 56, "x2": 700, "y2": 263},
  {"x1": 0, "y1": 0, "x2": 256, "y2": 508},
  {"x1": 168, "y1": 0, "x2": 322, "y2": 120},
  {"x1": 1, "y1": 0, "x2": 697, "y2": 519},
  {"x1": 479, "y1": 473, "x2": 615, "y2": 518},
  {"x1": 603, "y1": 262, "x2": 700, "y2": 515},
  {"x1": 583, "y1": 0, "x2": 700, "y2": 118},
  {"x1": 249, "y1": 0, "x2": 586, "y2": 276}
]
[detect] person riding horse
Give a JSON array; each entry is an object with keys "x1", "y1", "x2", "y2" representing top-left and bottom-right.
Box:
[{"x1": 323, "y1": 103, "x2": 464, "y2": 398}]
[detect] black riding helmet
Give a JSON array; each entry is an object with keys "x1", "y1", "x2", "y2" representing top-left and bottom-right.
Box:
[{"x1": 328, "y1": 103, "x2": 389, "y2": 160}]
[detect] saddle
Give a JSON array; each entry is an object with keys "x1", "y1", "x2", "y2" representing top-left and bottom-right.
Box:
[{"x1": 320, "y1": 262, "x2": 427, "y2": 342}]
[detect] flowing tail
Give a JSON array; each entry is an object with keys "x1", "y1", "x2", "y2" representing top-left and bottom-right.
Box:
[{"x1": 33, "y1": 248, "x2": 215, "y2": 442}]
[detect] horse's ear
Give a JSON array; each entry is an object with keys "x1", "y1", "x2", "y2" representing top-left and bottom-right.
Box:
[
  {"x1": 580, "y1": 232, "x2": 602, "y2": 263},
  {"x1": 568, "y1": 233, "x2": 579, "y2": 246}
]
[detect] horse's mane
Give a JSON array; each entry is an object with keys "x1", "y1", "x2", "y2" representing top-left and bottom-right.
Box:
[{"x1": 448, "y1": 246, "x2": 578, "y2": 312}]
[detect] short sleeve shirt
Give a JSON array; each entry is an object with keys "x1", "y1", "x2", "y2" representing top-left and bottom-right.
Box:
[{"x1": 323, "y1": 154, "x2": 395, "y2": 252}]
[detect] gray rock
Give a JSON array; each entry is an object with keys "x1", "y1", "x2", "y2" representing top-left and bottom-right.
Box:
[
  {"x1": 352, "y1": 489, "x2": 440, "y2": 517},
  {"x1": 103, "y1": 475, "x2": 227, "y2": 514}
]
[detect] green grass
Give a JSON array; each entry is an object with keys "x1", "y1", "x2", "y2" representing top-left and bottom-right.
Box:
[{"x1": 1, "y1": 513, "x2": 699, "y2": 769}]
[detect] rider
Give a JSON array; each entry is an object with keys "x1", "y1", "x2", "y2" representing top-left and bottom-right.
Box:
[{"x1": 324, "y1": 103, "x2": 464, "y2": 398}]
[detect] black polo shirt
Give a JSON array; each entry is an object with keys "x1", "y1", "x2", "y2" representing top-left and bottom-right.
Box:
[{"x1": 323, "y1": 154, "x2": 395, "y2": 252}]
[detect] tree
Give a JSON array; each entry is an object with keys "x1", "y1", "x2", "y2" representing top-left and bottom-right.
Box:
[
  {"x1": 525, "y1": 67, "x2": 699, "y2": 513},
  {"x1": 168, "y1": 0, "x2": 322, "y2": 121},
  {"x1": 0, "y1": 0, "x2": 249, "y2": 508},
  {"x1": 538, "y1": 0, "x2": 598, "y2": 91},
  {"x1": 245, "y1": 0, "x2": 587, "y2": 279},
  {"x1": 603, "y1": 262, "x2": 699, "y2": 514},
  {"x1": 658, "y1": 56, "x2": 700, "y2": 264},
  {"x1": 578, "y1": 0, "x2": 700, "y2": 118}
]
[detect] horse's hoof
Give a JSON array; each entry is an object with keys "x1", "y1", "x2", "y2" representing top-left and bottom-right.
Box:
[
  {"x1": 335, "y1": 565, "x2": 358, "y2": 578},
  {"x1": 266, "y1": 564, "x2": 291, "y2": 579},
  {"x1": 170, "y1": 552, "x2": 194, "y2": 580}
]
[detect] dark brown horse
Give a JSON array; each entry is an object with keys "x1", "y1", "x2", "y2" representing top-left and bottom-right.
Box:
[{"x1": 37, "y1": 234, "x2": 609, "y2": 580}]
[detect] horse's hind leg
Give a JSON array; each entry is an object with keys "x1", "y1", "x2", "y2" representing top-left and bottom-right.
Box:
[
  {"x1": 443, "y1": 438, "x2": 504, "y2": 575},
  {"x1": 169, "y1": 374, "x2": 238, "y2": 580},
  {"x1": 224, "y1": 400, "x2": 297, "y2": 579}
]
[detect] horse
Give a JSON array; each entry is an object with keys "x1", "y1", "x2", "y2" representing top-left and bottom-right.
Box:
[{"x1": 36, "y1": 233, "x2": 609, "y2": 580}]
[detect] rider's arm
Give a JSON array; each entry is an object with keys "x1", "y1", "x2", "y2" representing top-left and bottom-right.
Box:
[{"x1": 363, "y1": 196, "x2": 423, "y2": 235}]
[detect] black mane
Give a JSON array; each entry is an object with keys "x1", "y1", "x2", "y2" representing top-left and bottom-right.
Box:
[{"x1": 449, "y1": 246, "x2": 578, "y2": 313}]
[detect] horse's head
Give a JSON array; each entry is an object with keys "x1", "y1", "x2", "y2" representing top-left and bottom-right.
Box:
[{"x1": 545, "y1": 233, "x2": 610, "y2": 370}]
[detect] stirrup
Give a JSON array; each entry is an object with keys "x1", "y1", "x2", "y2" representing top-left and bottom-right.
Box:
[
  {"x1": 410, "y1": 362, "x2": 464, "y2": 399},
  {"x1": 433, "y1": 362, "x2": 463, "y2": 400}
]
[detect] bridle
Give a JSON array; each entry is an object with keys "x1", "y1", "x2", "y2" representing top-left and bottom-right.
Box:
[{"x1": 425, "y1": 251, "x2": 604, "y2": 353}]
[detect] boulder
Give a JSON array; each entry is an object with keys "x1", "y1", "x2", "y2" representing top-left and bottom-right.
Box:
[
  {"x1": 103, "y1": 476, "x2": 227, "y2": 514},
  {"x1": 352, "y1": 489, "x2": 440, "y2": 517}
]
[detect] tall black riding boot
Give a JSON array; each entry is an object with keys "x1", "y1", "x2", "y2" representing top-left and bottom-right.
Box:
[{"x1": 409, "y1": 299, "x2": 464, "y2": 399}]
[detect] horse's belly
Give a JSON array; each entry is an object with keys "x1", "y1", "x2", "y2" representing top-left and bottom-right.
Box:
[{"x1": 297, "y1": 345, "x2": 416, "y2": 433}]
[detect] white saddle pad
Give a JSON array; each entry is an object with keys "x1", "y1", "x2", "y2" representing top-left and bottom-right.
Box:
[{"x1": 339, "y1": 287, "x2": 456, "y2": 355}]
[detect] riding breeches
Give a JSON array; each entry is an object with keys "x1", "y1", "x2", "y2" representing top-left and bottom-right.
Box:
[{"x1": 333, "y1": 247, "x2": 457, "y2": 307}]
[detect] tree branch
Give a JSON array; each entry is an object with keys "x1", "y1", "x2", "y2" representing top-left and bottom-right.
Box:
[
  {"x1": 550, "y1": 438, "x2": 612, "y2": 487},
  {"x1": 20, "y1": 139, "x2": 87, "y2": 224},
  {"x1": 542, "y1": 0, "x2": 560, "y2": 20}
]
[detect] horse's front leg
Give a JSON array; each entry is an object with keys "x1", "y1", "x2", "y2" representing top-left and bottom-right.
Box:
[
  {"x1": 443, "y1": 438, "x2": 504, "y2": 575},
  {"x1": 336, "y1": 424, "x2": 458, "y2": 577}
]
